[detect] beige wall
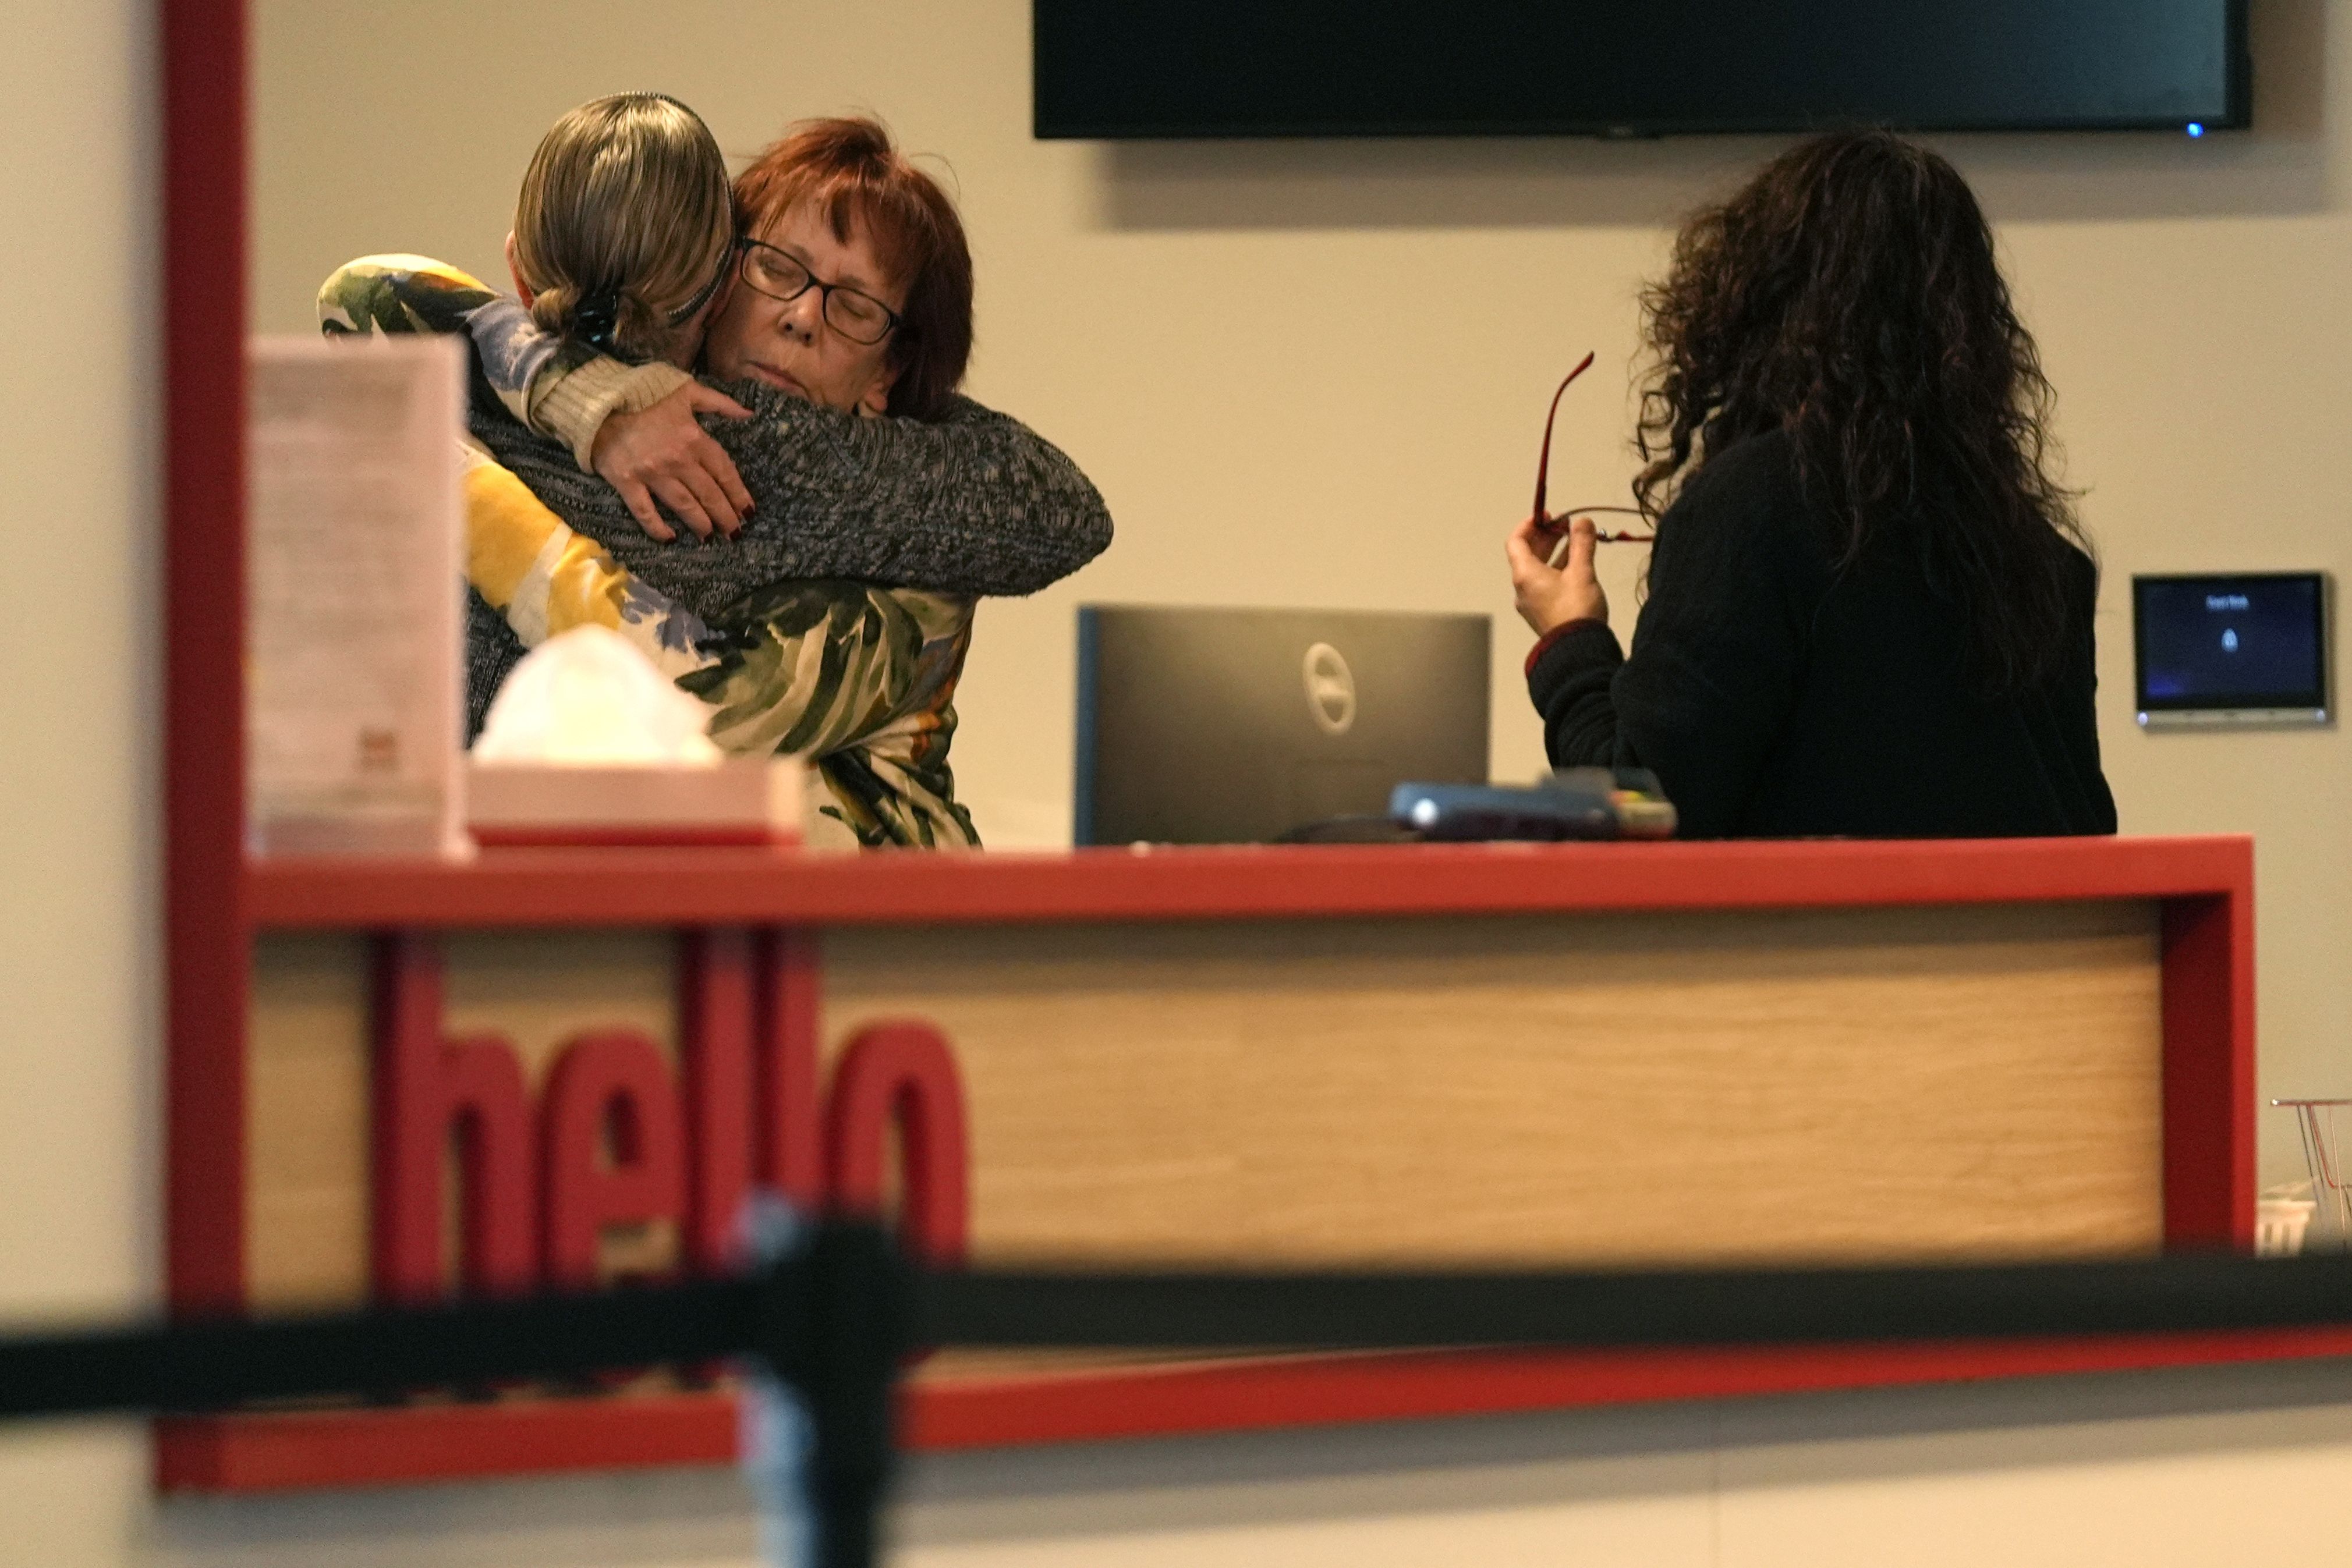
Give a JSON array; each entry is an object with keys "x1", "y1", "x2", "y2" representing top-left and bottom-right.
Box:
[
  {"x1": 253, "y1": 0, "x2": 2352, "y2": 1191},
  {"x1": 6, "y1": 0, "x2": 2352, "y2": 1562},
  {"x1": 0, "y1": 0, "x2": 158, "y2": 1554}
]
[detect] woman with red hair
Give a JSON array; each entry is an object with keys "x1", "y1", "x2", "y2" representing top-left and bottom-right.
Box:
[{"x1": 583, "y1": 115, "x2": 1003, "y2": 535}]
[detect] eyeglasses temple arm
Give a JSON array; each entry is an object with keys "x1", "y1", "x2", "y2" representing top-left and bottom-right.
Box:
[{"x1": 1532, "y1": 350, "x2": 1597, "y2": 524}]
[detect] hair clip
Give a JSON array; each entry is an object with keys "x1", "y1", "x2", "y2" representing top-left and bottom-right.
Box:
[{"x1": 572, "y1": 284, "x2": 623, "y2": 352}]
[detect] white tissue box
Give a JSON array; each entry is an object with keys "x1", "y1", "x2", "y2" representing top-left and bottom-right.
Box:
[{"x1": 467, "y1": 757, "x2": 805, "y2": 847}]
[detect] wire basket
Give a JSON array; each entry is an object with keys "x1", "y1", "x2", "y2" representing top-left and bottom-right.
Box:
[
  {"x1": 2273, "y1": 1099, "x2": 2352, "y2": 1251},
  {"x1": 2257, "y1": 1186, "x2": 2317, "y2": 1257}
]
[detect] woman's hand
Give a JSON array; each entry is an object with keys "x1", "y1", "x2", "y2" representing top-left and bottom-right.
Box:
[
  {"x1": 1506, "y1": 513, "x2": 1609, "y2": 637},
  {"x1": 591, "y1": 383, "x2": 756, "y2": 543}
]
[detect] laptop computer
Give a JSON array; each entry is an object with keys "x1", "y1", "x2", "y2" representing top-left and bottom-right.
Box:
[{"x1": 1074, "y1": 605, "x2": 1491, "y2": 845}]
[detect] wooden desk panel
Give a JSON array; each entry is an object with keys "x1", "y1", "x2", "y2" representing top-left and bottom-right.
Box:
[
  {"x1": 246, "y1": 902, "x2": 2160, "y2": 1311},
  {"x1": 831, "y1": 903, "x2": 2162, "y2": 1268}
]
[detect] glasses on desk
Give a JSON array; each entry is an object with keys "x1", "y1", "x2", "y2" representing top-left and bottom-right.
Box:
[{"x1": 1532, "y1": 353, "x2": 1655, "y2": 544}]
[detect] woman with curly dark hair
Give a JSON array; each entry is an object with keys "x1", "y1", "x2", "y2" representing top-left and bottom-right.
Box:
[{"x1": 1506, "y1": 130, "x2": 2115, "y2": 839}]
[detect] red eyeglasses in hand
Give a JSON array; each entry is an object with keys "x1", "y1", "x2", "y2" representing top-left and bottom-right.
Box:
[{"x1": 1530, "y1": 353, "x2": 1655, "y2": 545}]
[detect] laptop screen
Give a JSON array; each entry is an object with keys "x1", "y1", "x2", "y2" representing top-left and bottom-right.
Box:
[{"x1": 1075, "y1": 605, "x2": 1491, "y2": 845}]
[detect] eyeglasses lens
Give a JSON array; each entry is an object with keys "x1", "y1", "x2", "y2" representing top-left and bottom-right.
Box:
[
  {"x1": 741, "y1": 245, "x2": 806, "y2": 302},
  {"x1": 825, "y1": 292, "x2": 890, "y2": 342},
  {"x1": 740, "y1": 246, "x2": 894, "y2": 345}
]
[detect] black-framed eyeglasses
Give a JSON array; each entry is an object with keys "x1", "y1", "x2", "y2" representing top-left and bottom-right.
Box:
[{"x1": 734, "y1": 237, "x2": 904, "y2": 345}]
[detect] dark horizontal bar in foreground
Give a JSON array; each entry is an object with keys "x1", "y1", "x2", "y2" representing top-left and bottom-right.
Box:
[
  {"x1": 0, "y1": 1278, "x2": 759, "y2": 1420},
  {"x1": 9, "y1": 1247, "x2": 2352, "y2": 1422},
  {"x1": 929, "y1": 1253, "x2": 2352, "y2": 1351}
]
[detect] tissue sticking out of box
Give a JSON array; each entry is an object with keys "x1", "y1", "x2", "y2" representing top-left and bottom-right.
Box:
[{"x1": 474, "y1": 626, "x2": 722, "y2": 767}]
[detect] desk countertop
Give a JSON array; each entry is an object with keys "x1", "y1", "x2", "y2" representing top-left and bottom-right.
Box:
[{"x1": 245, "y1": 833, "x2": 2252, "y2": 930}]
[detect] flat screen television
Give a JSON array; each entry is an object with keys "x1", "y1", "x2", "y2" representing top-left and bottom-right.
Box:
[{"x1": 1034, "y1": 2, "x2": 2250, "y2": 140}]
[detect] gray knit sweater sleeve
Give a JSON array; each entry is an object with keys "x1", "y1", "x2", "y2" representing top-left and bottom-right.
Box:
[
  {"x1": 711, "y1": 381, "x2": 1111, "y2": 594},
  {"x1": 467, "y1": 380, "x2": 1111, "y2": 618}
]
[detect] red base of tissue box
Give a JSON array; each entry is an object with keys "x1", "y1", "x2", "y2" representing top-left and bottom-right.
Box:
[{"x1": 466, "y1": 758, "x2": 803, "y2": 848}]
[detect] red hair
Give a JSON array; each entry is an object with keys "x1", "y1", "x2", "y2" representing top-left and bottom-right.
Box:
[{"x1": 732, "y1": 117, "x2": 973, "y2": 420}]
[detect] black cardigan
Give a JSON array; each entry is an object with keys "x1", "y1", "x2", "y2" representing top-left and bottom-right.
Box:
[{"x1": 1528, "y1": 431, "x2": 2117, "y2": 840}]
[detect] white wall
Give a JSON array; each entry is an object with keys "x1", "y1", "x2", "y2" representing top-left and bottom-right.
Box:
[
  {"x1": 4, "y1": 0, "x2": 2351, "y2": 1563},
  {"x1": 0, "y1": 0, "x2": 158, "y2": 1560}
]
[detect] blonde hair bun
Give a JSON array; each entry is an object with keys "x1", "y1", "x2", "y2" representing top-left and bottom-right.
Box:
[{"x1": 511, "y1": 93, "x2": 733, "y2": 364}]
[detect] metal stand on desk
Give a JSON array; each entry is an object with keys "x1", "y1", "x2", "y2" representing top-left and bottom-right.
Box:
[{"x1": 2275, "y1": 1099, "x2": 2352, "y2": 1251}]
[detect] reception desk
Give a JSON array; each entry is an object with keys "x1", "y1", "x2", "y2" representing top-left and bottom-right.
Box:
[{"x1": 162, "y1": 834, "x2": 2316, "y2": 1492}]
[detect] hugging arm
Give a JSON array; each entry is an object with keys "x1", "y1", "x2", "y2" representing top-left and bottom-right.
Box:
[
  {"x1": 323, "y1": 253, "x2": 1113, "y2": 595},
  {"x1": 698, "y1": 385, "x2": 1114, "y2": 597},
  {"x1": 454, "y1": 300, "x2": 1115, "y2": 597},
  {"x1": 320, "y1": 258, "x2": 717, "y2": 733},
  {"x1": 318, "y1": 257, "x2": 693, "y2": 448}
]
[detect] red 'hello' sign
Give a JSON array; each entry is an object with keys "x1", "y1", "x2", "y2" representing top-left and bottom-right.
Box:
[{"x1": 373, "y1": 930, "x2": 969, "y2": 1301}]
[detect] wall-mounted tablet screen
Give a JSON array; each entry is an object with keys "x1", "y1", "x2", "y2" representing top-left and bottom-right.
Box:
[{"x1": 2133, "y1": 573, "x2": 2330, "y2": 727}]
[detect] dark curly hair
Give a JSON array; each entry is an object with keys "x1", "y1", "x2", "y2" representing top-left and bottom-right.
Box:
[{"x1": 1635, "y1": 130, "x2": 2089, "y2": 694}]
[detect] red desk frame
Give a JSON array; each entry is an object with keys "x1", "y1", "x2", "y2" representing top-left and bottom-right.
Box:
[{"x1": 157, "y1": 834, "x2": 2299, "y2": 1491}]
